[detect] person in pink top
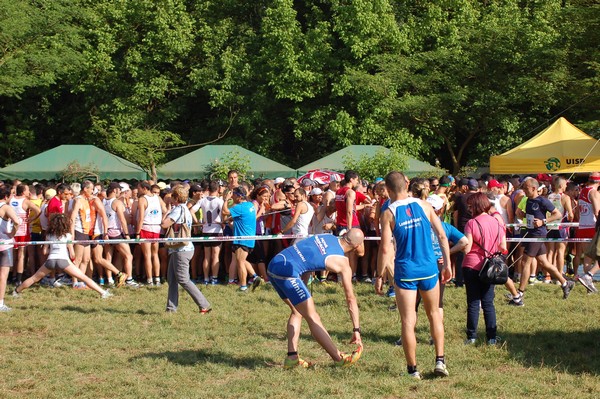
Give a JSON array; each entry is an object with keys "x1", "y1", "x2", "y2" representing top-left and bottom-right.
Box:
[{"x1": 462, "y1": 193, "x2": 507, "y2": 345}]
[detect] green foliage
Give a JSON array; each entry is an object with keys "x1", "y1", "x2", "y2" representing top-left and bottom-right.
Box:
[
  {"x1": 343, "y1": 149, "x2": 408, "y2": 182},
  {"x1": 59, "y1": 160, "x2": 99, "y2": 183},
  {"x1": 105, "y1": 127, "x2": 184, "y2": 181},
  {"x1": 0, "y1": 0, "x2": 598, "y2": 174},
  {"x1": 206, "y1": 150, "x2": 251, "y2": 181}
]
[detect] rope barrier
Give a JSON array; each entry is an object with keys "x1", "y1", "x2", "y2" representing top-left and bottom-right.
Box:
[{"x1": 0, "y1": 233, "x2": 593, "y2": 246}]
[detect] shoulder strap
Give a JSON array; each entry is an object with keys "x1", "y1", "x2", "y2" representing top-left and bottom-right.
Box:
[{"x1": 472, "y1": 217, "x2": 502, "y2": 257}]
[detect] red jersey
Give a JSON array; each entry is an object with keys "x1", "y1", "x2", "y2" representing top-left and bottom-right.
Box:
[
  {"x1": 47, "y1": 196, "x2": 63, "y2": 216},
  {"x1": 335, "y1": 186, "x2": 366, "y2": 228}
]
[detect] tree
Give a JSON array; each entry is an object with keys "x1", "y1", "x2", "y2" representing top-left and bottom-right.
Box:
[
  {"x1": 343, "y1": 149, "x2": 408, "y2": 182},
  {"x1": 206, "y1": 150, "x2": 251, "y2": 181}
]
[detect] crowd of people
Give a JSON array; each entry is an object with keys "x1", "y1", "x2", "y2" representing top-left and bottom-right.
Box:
[{"x1": 0, "y1": 168, "x2": 597, "y2": 375}]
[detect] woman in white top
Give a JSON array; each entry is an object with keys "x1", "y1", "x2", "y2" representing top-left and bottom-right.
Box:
[
  {"x1": 281, "y1": 188, "x2": 314, "y2": 244},
  {"x1": 161, "y1": 185, "x2": 211, "y2": 313},
  {"x1": 13, "y1": 214, "x2": 112, "y2": 299}
]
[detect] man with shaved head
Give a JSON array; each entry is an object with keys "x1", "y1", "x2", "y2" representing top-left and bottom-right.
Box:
[
  {"x1": 377, "y1": 171, "x2": 452, "y2": 379},
  {"x1": 267, "y1": 228, "x2": 365, "y2": 368}
]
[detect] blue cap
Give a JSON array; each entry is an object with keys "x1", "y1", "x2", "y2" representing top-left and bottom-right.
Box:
[{"x1": 374, "y1": 177, "x2": 384, "y2": 183}]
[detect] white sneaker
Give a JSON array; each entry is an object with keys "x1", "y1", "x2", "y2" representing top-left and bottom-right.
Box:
[
  {"x1": 434, "y1": 360, "x2": 449, "y2": 377},
  {"x1": 578, "y1": 274, "x2": 598, "y2": 294},
  {"x1": 408, "y1": 371, "x2": 422, "y2": 380},
  {"x1": 12, "y1": 290, "x2": 21, "y2": 298},
  {"x1": 101, "y1": 290, "x2": 113, "y2": 299},
  {"x1": 0, "y1": 304, "x2": 12, "y2": 312}
]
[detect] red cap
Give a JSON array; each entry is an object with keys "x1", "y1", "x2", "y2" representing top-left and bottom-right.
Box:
[
  {"x1": 536, "y1": 173, "x2": 552, "y2": 182},
  {"x1": 590, "y1": 173, "x2": 600, "y2": 182},
  {"x1": 488, "y1": 179, "x2": 504, "y2": 189}
]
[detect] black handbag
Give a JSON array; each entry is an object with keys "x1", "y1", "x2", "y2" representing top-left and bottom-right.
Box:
[{"x1": 472, "y1": 219, "x2": 508, "y2": 285}]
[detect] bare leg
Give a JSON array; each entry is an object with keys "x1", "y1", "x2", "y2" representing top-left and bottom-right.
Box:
[
  {"x1": 64, "y1": 264, "x2": 106, "y2": 295},
  {"x1": 396, "y1": 288, "x2": 418, "y2": 367},
  {"x1": 419, "y1": 282, "x2": 444, "y2": 357},
  {"x1": 293, "y1": 297, "x2": 343, "y2": 361},
  {"x1": 16, "y1": 266, "x2": 51, "y2": 293},
  {"x1": 140, "y1": 242, "x2": 152, "y2": 282}
]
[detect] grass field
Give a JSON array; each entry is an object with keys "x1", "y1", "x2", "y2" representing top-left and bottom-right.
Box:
[{"x1": 2, "y1": 279, "x2": 600, "y2": 399}]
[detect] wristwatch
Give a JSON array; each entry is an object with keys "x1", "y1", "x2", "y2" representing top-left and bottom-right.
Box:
[
  {"x1": 542, "y1": 219, "x2": 547, "y2": 226},
  {"x1": 353, "y1": 327, "x2": 361, "y2": 334}
]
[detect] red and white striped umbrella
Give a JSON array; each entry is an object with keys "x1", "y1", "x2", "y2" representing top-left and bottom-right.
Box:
[{"x1": 297, "y1": 169, "x2": 344, "y2": 185}]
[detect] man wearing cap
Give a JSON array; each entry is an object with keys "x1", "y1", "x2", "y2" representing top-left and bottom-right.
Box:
[
  {"x1": 450, "y1": 178, "x2": 479, "y2": 287},
  {"x1": 574, "y1": 173, "x2": 600, "y2": 277},
  {"x1": 222, "y1": 186, "x2": 261, "y2": 292},
  {"x1": 301, "y1": 179, "x2": 313, "y2": 196}
]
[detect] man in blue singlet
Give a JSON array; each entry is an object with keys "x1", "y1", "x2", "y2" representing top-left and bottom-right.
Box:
[
  {"x1": 268, "y1": 228, "x2": 365, "y2": 368},
  {"x1": 377, "y1": 171, "x2": 452, "y2": 380}
]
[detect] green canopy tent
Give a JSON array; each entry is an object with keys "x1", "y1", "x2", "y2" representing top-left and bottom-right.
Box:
[
  {"x1": 0, "y1": 145, "x2": 147, "y2": 181},
  {"x1": 297, "y1": 145, "x2": 440, "y2": 178},
  {"x1": 157, "y1": 145, "x2": 295, "y2": 180}
]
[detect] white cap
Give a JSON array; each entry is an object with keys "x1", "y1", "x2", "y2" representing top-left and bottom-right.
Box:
[
  {"x1": 309, "y1": 188, "x2": 323, "y2": 196},
  {"x1": 274, "y1": 177, "x2": 285, "y2": 184},
  {"x1": 426, "y1": 194, "x2": 444, "y2": 211},
  {"x1": 119, "y1": 182, "x2": 130, "y2": 192}
]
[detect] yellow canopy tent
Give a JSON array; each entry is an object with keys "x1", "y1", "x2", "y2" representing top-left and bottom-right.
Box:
[{"x1": 490, "y1": 117, "x2": 600, "y2": 174}]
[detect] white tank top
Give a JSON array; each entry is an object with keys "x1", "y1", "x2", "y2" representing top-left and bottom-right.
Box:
[
  {"x1": 199, "y1": 196, "x2": 224, "y2": 234},
  {"x1": 39, "y1": 203, "x2": 49, "y2": 231},
  {"x1": 292, "y1": 201, "x2": 314, "y2": 236},
  {"x1": 0, "y1": 202, "x2": 15, "y2": 251},
  {"x1": 10, "y1": 197, "x2": 28, "y2": 237},
  {"x1": 493, "y1": 195, "x2": 510, "y2": 226},
  {"x1": 547, "y1": 192, "x2": 565, "y2": 230},
  {"x1": 142, "y1": 194, "x2": 162, "y2": 233},
  {"x1": 46, "y1": 233, "x2": 71, "y2": 260},
  {"x1": 92, "y1": 199, "x2": 104, "y2": 236}
]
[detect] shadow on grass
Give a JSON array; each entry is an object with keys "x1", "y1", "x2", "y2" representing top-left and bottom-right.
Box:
[
  {"x1": 132, "y1": 349, "x2": 268, "y2": 369},
  {"x1": 60, "y1": 305, "x2": 157, "y2": 315},
  {"x1": 503, "y1": 329, "x2": 600, "y2": 375}
]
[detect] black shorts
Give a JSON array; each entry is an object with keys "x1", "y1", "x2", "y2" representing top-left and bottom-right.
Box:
[
  {"x1": 232, "y1": 244, "x2": 252, "y2": 254},
  {"x1": 74, "y1": 231, "x2": 91, "y2": 247},
  {"x1": 547, "y1": 228, "x2": 568, "y2": 240},
  {"x1": 248, "y1": 242, "x2": 266, "y2": 264},
  {"x1": 525, "y1": 241, "x2": 547, "y2": 257},
  {"x1": 201, "y1": 232, "x2": 223, "y2": 248}
]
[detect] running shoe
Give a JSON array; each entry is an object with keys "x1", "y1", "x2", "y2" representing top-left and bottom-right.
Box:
[
  {"x1": 577, "y1": 274, "x2": 598, "y2": 294},
  {"x1": 464, "y1": 338, "x2": 477, "y2": 345},
  {"x1": 238, "y1": 286, "x2": 248, "y2": 293},
  {"x1": 0, "y1": 304, "x2": 12, "y2": 312},
  {"x1": 333, "y1": 346, "x2": 362, "y2": 368},
  {"x1": 283, "y1": 356, "x2": 313, "y2": 369},
  {"x1": 101, "y1": 290, "x2": 113, "y2": 299},
  {"x1": 98, "y1": 277, "x2": 106, "y2": 286},
  {"x1": 125, "y1": 278, "x2": 140, "y2": 288},
  {"x1": 52, "y1": 279, "x2": 64, "y2": 288},
  {"x1": 543, "y1": 276, "x2": 552, "y2": 284},
  {"x1": 56, "y1": 275, "x2": 73, "y2": 286},
  {"x1": 528, "y1": 277, "x2": 538, "y2": 285},
  {"x1": 199, "y1": 308, "x2": 212, "y2": 315},
  {"x1": 562, "y1": 280, "x2": 575, "y2": 299},
  {"x1": 507, "y1": 297, "x2": 524, "y2": 307},
  {"x1": 73, "y1": 282, "x2": 89, "y2": 290},
  {"x1": 408, "y1": 371, "x2": 422, "y2": 380},
  {"x1": 487, "y1": 336, "x2": 502, "y2": 346},
  {"x1": 386, "y1": 286, "x2": 396, "y2": 298},
  {"x1": 433, "y1": 361, "x2": 449, "y2": 377},
  {"x1": 251, "y1": 276, "x2": 262, "y2": 292},
  {"x1": 12, "y1": 289, "x2": 21, "y2": 298},
  {"x1": 116, "y1": 273, "x2": 127, "y2": 288},
  {"x1": 394, "y1": 338, "x2": 402, "y2": 346},
  {"x1": 153, "y1": 278, "x2": 161, "y2": 287},
  {"x1": 210, "y1": 278, "x2": 219, "y2": 286}
]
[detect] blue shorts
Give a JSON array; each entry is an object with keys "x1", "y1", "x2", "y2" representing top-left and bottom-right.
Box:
[
  {"x1": 269, "y1": 272, "x2": 311, "y2": 306},
  {"x1": 395, "y1": 273, "x2": 439, "y2": 291}
]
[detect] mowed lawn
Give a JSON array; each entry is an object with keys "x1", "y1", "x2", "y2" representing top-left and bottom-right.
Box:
[{"x1": 2, "y1": 280, "x2": 600, "y2": 399}]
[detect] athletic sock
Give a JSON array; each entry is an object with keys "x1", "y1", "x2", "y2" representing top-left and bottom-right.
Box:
[
  {"x1": 587, "y1": 271, "x2": 594, "y2": 278},
  {"x1": 16, "y1": 272, "x2": 23, "y2": 282},
  {"x1": 0, "y1": 300, "x2": 4, "y2": 306},
  {"x1": 407, "y1": 365, "x2": 418, "y2": 374},
  {"x1": 435, "y1": 355, "x2": 445, "y2": 364}
]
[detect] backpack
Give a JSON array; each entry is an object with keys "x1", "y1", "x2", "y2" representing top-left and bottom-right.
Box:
[{"x1": 164, "y1": 205, "x2": 191, "y2": 249}]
